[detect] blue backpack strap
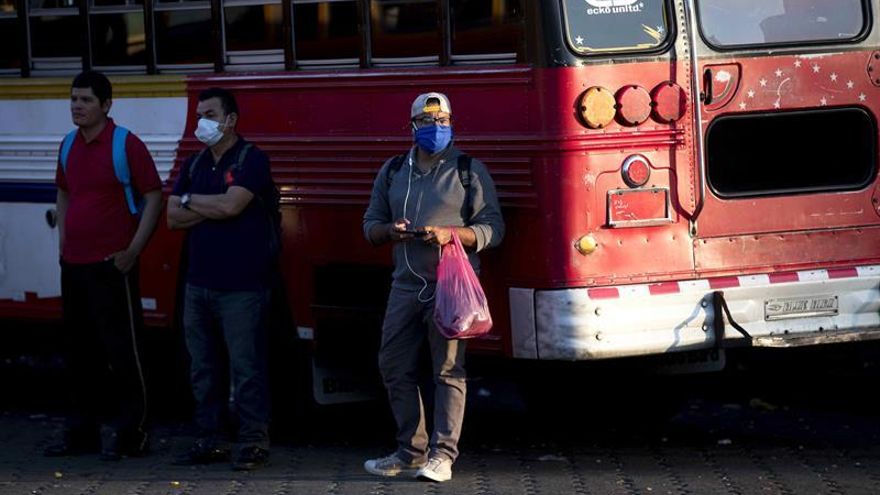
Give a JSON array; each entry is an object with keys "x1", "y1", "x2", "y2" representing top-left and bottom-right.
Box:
[
  {"x1": 111, "y1": 126, "x2": 138, "y2": 215},
  {"x1": 59, "y1": 130, "x2": 78, "y2": 174}
]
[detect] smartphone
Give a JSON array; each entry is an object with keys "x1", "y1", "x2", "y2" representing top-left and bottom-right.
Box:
[{"x1": 402, "y1": 229, "x2": 428, "y2": 237}]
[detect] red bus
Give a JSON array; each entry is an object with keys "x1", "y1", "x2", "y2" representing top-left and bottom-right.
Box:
[{"x1": 1, "y1": 0, "x2": 878, "y2": 404}]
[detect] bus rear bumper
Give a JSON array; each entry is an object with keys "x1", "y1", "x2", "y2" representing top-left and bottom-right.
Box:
[{"x1": 509, "y1": 265, "x2": 880, "y2": 360}]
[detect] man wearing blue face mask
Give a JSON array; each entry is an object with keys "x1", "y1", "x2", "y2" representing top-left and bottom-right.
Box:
[
  {"x1": 167, "y1": 87, "x2": 279, "y2": 471},
  {"x1": 362, "y1": 92, "x2": 505, "y2": 483}
]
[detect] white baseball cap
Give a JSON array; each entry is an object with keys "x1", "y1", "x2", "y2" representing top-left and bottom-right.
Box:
[{"x1": 411, "y1": 92, "x2": 452, "y2": 118}]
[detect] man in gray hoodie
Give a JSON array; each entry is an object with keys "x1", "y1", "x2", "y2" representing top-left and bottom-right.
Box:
[{"x1": 362, "y1": 92, "x2": 505, "y2": 483}]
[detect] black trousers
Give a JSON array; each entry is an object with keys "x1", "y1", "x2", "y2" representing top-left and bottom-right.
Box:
[{"x1": 60, "y1": 259, "x2": 148, "y2": 440}]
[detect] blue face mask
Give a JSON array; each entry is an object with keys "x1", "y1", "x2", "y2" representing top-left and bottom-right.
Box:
[{"x1": 414, "y1": 125, "x2": 453, "y2": 155}]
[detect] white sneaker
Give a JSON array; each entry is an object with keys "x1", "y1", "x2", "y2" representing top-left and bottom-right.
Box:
[
  {"x1": 364, "y1": 453, "x2": 424, "y2": 477},
  {"x1": 416, "y1": 457, "x2": 453, "y2": 482}
]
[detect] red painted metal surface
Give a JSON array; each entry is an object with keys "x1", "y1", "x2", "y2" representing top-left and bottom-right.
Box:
[{"x1": 696, "y1": 51, "x2": 880, "y2": 240}]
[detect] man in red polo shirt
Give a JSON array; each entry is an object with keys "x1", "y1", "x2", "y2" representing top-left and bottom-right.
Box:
[{"x1": 45, "y1": 71, "x2": 162, "y2": 461}]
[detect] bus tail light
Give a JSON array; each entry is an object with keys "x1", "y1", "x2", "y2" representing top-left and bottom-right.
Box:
[
  {"x1": 615, "y1": 85, "x2": 651, "y2": 126},
  {"x1": 622, "y1": 154, "x2": 651, "y2": 188},
  {"x1": 651, "y1": 82, "x2": 686, "y2": 123},
  {"x1": 577, "y1": 87, "x2": 616, "y2": 129}
]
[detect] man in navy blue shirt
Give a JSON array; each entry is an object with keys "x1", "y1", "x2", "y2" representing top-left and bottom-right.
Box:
[{"x1": 167, "y1": 87, "x2": 276, "y2": 471}]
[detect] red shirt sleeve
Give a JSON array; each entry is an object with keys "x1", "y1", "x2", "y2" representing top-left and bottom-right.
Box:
[
  {"x1": 125, "y1": 133, "x2": 162, "y2": 194},
  {"x1": 55, "y1": 141, "x2": 68, "y2": 191}
]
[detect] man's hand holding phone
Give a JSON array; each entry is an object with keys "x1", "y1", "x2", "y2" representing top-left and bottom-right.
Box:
[{"x1": 389, "y1": 218, "x2": 428, "y2": 241}]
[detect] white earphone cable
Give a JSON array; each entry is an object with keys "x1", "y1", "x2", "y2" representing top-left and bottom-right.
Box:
[{"x1": 401, "y1": 150, "x2": 437, "y2": 303}]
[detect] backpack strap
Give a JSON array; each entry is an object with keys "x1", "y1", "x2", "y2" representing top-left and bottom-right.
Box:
[
  {"x1": 231, "y1": 142, "x2": 253, "y2": 173},
  {"x1": 110, "y1": 126, "x2": 138, "y2": 215},
  {"x1": 59, "y1": 127, "x2": 139, "y2": 215},
  {"x1": 59, "y1": 129, "x2": 78, "y2": 174},
  {"x1": 190, "y1": 142, "x2": 253, "y2": 182},
  {"x1": 384, "y1": 154, "x2": 406, "y2": 188},
  {"x1": 188, "y1": 148, "x2": 209, "y2": 182},
  {"x1": 457, "y1": 154, "x2": 473, "y2": 221}
]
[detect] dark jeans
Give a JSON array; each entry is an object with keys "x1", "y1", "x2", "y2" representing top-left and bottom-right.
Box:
[
  {"x1": 183, "y1": 284, "x2": 270, "y2": 451},
  {"x1": 60, "y1": 259, "x2": 148, "y2": 441}
]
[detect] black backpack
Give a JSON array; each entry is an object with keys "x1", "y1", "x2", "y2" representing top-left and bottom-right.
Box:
[
  {"x1": 385, "y1": 153, "x2": 473, "y2": 220},
  {"x1": 190, "y1": 143, "x2": 282, "y2": 258}
]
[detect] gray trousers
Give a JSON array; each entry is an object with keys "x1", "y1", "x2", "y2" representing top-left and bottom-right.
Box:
[{"x1": 379, "y1": 287, "x2": 467, "y2": 463}]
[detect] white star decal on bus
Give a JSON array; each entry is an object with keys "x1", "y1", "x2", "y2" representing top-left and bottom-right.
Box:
[
  {"x1": 747, "y1": 89, "x2": 755, "y2": 98},
  {"x1": 859, "y1": 93, "x2": 867, "y2": 102},
  {"x1": 576, "y1": 36, "x2": 584, "y2": 45},
  {"x1": 773, "y1": 100, "x2": 781, "y2": 109},
  {"x1": 657, "y1": 26, "x2": 664, "y2": 34},
  {"x1": 820, "y1": 97, "x2": 828, "y2": 106},
  {"x1": 812, "y1": 64, "x2": 821, "y2": 73},
  {"x1": 830, "y1": 73, "x2": 838, "y2": 82},
  {"x1": 775, "y1": 69, "x2": 783, "y2": 78},
  {"x1": 794, "y1": 60, "x2": 802, "y2": 68},
  {"x1": 739, "y1": 102, "x2": 747, "y2": 110},
  {"x1": 759, "y1": 78, "x2": 767, "y2": 87}
]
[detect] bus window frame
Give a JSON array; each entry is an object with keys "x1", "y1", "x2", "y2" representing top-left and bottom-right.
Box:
[
  {"x1": 290, "y1": 0, "x2": 360, "y2": 70},
  {"x1": 88, "y1": 0, "x2": 147, "y2": 73},
  {"x1": 0, "y1": 0, "x2": 22, "y2": 74},
  {"x1": 152, "y1": 0, "x2": 215, "y2": 72},
  {"x1": 27, "y1": 0, "x2": 84, "y2": 75},
  {"x1": 1, "y1": 0, "x2": 529, "y2": 77},
  {"x1": 447, "y1": 0, "x2": 523, "y2": 65},
  {"x1": 558, "y1": 0, "x2": 676, "y2": 57},
  {"x1": 223, "y1": 0, "x2": 285, "y2": 71},
  {"x1": 693, "y1": 0, "x2": 873, "y2": 52}
]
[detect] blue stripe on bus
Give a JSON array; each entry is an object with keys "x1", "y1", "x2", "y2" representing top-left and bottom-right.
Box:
[{"x1": 0, "y1": 183, "x2": 58, "y2": 203}]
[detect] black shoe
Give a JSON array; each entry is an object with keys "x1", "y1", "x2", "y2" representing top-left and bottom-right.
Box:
[
  {"x1": 44, "y1": 431, "x2": 99, "y2": 457},
  {"x1": 172, "y1": 439, "x2": 230, "y2": 466},
  {"x1": 99, "y1": 425, "x2": 121, "y2": 461},
  {"x1": 231, "y1": 447, "x2": 269, "y2": 471},
  {"x1": 126, "y1": 430, "x2": 150, "y2": 458},
  {"x1": 98, "y1": 426, "x2": 150, "y2": 461}
]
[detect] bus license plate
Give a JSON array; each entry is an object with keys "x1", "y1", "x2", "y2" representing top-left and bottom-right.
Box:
[{"x1": 764, "y1": 295, "x2": 838, "y2": 321}]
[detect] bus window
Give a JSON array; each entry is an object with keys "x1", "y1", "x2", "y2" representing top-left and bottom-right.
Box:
[
  {"x1": 28, "y1": 0, "x2": 82, "y2": 73},
  {"x1": 707, "y1": 108, "x2": 877, "y2": 198},
  {"x1": 0, "y1": 0, "x2": 20, "y2": 71},
  {"x1": 93, "y1": 0, "x2": 142, "y2": 5},
  {"x1": 293, "y1": 0, "x2": 360, "y2": 68},
  {"x1": 450, "y1": 0, "x2": 523, "y2": 64},
  {"x1": 89, "y1": 0, "x2": 147, "y2": 69},
  {"x1": 154, "y1": 0, "x2": 213, "y2": 70},
  {"x1": 370, "y1": 0, "x2": 439, "y2": 65},
  {"x1": 697, "y1": 0, "x2": 866, "y2": 47},
  {"x1": 560, "y1": 0, "x2": 669, "y2": 54},
  {"x1": 224, "y1": 1, "x2": 284, "y2": 70}
]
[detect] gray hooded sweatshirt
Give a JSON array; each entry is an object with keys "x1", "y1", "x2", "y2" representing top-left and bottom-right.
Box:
[{"x1": 363, "y1": 145, "x2": 505, "y2": 291}]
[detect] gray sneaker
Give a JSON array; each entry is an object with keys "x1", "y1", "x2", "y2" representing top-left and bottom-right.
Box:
[
  {"x1": 364, "y1": 453, "x2": 424, "y2": 477},
  {"x1": 416, "y1": 457, "x2": 453, "y2": 482}
]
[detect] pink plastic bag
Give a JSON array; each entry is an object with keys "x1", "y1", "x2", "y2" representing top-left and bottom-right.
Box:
[{"x1": 433, "y1": 229, "x2": 493, "y2": 339}]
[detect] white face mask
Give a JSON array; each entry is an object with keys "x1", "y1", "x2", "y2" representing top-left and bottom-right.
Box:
[{"x1": 194, "y1": 117, "x2": 224, "y2": 146}]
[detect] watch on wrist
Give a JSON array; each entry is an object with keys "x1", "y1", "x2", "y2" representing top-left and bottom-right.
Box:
[{"x1": 180, "y1": 193, "x2": 191, "y2": 210}]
